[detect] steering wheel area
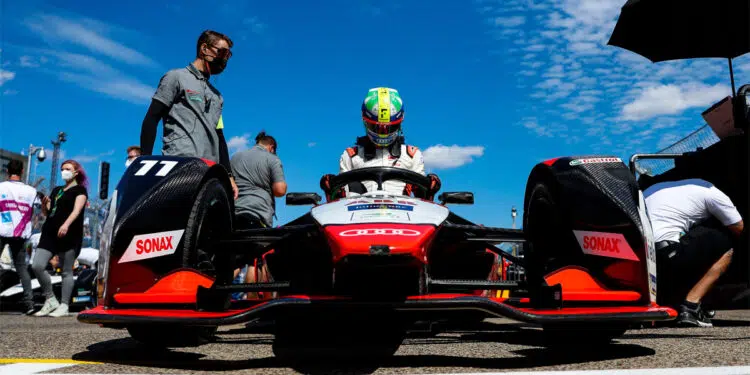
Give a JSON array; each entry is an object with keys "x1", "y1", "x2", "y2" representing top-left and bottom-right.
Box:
[{"x1": 319, "y1": 167, "x2": 440, "y2": 201}]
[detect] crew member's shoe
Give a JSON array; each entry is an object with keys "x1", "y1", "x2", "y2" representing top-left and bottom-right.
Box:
[
  {"x1": 24, "y1": 303, "x2": 36, "y2": 316},
  {"x1": 34, "y1": 297, "x2": 60, "y2": 317},
  {"x1": 48, "y1": 303, "x2": 69, "y2": 317},
  {"x1": 676, "y1": 303, "x2": 713, "y2": 328}
]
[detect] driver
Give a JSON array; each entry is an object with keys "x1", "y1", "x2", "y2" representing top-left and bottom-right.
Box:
[{"x1": 337, "y1": 87, "x2": 436, "y2": 197}]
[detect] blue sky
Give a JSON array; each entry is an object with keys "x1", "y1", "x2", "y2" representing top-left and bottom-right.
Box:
[{"x1": 2, "y1": 0, "x2": 749, "y2": 228}]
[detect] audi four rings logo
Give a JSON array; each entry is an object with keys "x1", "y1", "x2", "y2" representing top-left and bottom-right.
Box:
[{"x1": 339, "y1": 229, "x2": 422, "y2": 237}]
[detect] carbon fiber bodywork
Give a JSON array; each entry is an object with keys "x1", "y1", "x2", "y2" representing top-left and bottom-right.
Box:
[
  {"x1": 524, "y1": 156, "x2": 655, "y2": 304},
  {"x1": 101, "y1": 156, "x2": 232, "y2": 306}
]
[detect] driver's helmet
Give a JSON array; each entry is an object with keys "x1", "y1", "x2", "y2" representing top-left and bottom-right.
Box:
[{"x1": 361, "y1": 87, "x2": 404, "y2": 147}]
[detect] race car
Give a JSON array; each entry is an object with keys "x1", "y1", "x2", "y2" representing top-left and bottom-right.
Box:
[{"x1": 77, "y1": 155, "x2": 676, "y2": 359}]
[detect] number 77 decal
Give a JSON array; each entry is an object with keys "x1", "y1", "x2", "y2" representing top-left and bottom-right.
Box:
[{"x1": 134, "y1": 160, "x2": 179, "y2": 176}]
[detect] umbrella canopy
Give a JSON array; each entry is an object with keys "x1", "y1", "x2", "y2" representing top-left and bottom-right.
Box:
[{"x1": 608, "y1": 0, "x2": 750, "y2": 94}]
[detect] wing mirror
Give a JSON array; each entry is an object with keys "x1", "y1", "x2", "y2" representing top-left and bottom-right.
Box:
[
  {"x1": 438, "y1": 192, "x2": 474, "y2": 205},
  {"x1": 286, "y1": 192, "x2": 322, "y2": 206}
]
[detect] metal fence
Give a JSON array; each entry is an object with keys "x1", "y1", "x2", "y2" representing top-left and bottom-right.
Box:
[{"x1": 635, "y1": 124, "x2": 721, "y2": 176}]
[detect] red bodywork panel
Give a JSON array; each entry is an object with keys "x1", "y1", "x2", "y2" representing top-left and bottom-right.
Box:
[
  {"x1": 544, "y1": 266, "x2": 642, "y2": 302},
  {"x1": 323, "y1": 223, "x2": 435, "y2": 263},
  {"x1": 114, "y1": 269, "x2": 214, "y2": 305}
]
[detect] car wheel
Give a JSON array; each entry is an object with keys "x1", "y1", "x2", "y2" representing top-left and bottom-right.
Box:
[
  {"x1": 182, "y1": 178, "x2": 233, "y2": 278},
  {"x1": 126, "y1": 325, "x2": 217, "y2": 348},
  {"x1": 524, "y1": 181, "x2": 565, "y2": 290}
]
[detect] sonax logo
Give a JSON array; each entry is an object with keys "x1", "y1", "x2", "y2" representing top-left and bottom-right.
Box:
[
  {"x1": 339, "y1": 228, "x2": 421, "y2": 237},
  {"x1": 118, "y1": 229, "x2": 185, "y2": 264},
  {"x1": 573, "y1": 230, "x2": 639, "y2": 261}
]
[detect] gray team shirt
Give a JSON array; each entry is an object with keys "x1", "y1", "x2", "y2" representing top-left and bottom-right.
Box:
[
  {"x1": 231, "y1": 145, "x2": 285, "y2": 227},
  {"x1": 152, "y1": 63, "x2": 224, "y2": 162}
]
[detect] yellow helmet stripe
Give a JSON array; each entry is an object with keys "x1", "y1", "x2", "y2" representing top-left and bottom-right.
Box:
[{"x1": 377, "y1": 87, "x2": 391, "y2": 123}]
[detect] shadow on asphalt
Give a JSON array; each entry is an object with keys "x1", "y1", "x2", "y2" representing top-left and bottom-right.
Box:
[
  {"x1": 711, "y1": 319, "x2": 750, "y2": 327},
  {"x1": 71, "y1": 327, "x2": 656, "y2": 374}
]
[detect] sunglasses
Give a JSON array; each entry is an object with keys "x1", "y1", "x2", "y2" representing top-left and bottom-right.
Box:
[{"x1": 208, "y1": 44, "x2": 232, "y2": 59}]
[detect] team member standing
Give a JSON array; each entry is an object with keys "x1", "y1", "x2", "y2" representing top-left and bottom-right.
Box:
[
  {"x1": 230, "y1": 132, "x2": 286, "y2": 229},
  {"x1": 139, "y1": 29, "x2": 238, "y2": 199},
  {"x1": 32, "y1": 160, "x2": 89, "y2": 317},
  {"x1": 229, "y1": 132, "x2": 286, "y2": 299},
  {"x1": 644, "y1": 178, "x2": 744, "y2": 327},
  {"x1": 0, "y1": 160, "x2": 38, "y2": 314}
]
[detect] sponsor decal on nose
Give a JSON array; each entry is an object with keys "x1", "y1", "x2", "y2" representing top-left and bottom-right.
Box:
[
  {"x1": 339, "y1": 228, "x2": 421, "y2": 237},
  {"x1": 118, "y1": 229, "x2": 185, "y2": 263},
  {"x1": 573, "y1": 230, "x2": 639, "y2": 261}
]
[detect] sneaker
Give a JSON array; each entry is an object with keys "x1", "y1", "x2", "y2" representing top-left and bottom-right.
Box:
[
  {"x1": 34, "y1": 297, "x2": 60, "y2": 317},
  {"x1": 676, "y1": 304, "x2": 713, "y2": 328},
  {"x1": 48, "y1": 303, "x2": 69, "y2": 317},
  {"x1": 24, "y1": 305, "x2": 36, "y2": 316}
]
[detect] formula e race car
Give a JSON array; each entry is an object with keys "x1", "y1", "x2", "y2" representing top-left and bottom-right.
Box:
[{"x1": 77, "y1": 155, "x2": 676, "y2": 359}]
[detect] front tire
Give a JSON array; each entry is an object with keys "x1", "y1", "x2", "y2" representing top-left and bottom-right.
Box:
[{"x1": 182, "y1": 178, "x2": 233, "y2": 278}]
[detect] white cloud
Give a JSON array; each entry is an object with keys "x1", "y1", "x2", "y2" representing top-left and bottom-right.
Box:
[
  {"x1": 494, "y1": 16, "x2": 525, "y2": 28},
  {"x1": 308, "y1": 142, "x2": 317, "y2": 147},
  {"x1": 423, "y1": 145, "x2": 485, "y2": 169},
  {"x1": 19, "y1": 56, "x2": 41, "y2": 67},
  {"x1": 227, "y1": 134, "x2": 251, "y2": 154},
  {"x1": 70, "y1": 149, "x2": 115, "y2": 163},
  {"x1": 0, "y1": 70, "x2": 15, "y2": 86},
  {"x1": 26, "y1": 50, "x2": 155, "y2": 104},
  {"x1": 3, "y1": 89, "x2": 18, "y2": 96},
  {"x1": 474, "y1": 0, "x2": 742, "y2": 154},
  {"x1": 621, "y1": 83, "x2": 730, "y2": 121},
  {"x1": 24, "y1": 14, "x2": 156, "y2": 67},
  {"x1": 58, "y1": 72, "x2": 154, "y2": 103}
]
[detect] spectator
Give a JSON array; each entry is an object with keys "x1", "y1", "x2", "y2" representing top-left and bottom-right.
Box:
[
  {"x1": 32, "y1": 159, "x2": 89, "y2": 317},
  {"x1": 0, "y1": 160, "x2": 39, "y2": 315},
  {"x1": 126, "y1": 145, "x2": 141, "y2": 168},
  {"x1": 644, "y1": 178, "x2": 744, "y2": 327},
  {"x1": 139, "y1": 29, "x2": 238, "y2": 199}
]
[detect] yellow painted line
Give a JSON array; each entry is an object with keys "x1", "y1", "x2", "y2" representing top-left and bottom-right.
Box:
[{"x1": 0, "y1": 358, "x2": 100, "y2": 364}]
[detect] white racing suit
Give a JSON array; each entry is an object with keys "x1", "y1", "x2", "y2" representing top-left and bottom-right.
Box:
[{"x1": 339, "y1": 138, "x2": 425, "y2": 196}]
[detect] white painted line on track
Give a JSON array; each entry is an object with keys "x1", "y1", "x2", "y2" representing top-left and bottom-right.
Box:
[
  {"x1": 420, "y1": 366, "x2": 750, "y2": 375},
  {"x1": 0, "y1": 363, "x2": 76, "y2": 375}
]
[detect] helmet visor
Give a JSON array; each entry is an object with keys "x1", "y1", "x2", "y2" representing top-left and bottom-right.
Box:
[{"x1": 363, "y1": 118, "x2": 401, "y2": 136}]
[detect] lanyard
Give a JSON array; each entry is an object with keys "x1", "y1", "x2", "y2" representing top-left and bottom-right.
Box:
[{"x1": 49, "y1": 188, "x2": 65, "y2": 217}]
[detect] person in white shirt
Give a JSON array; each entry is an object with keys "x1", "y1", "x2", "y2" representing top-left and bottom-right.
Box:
[
  {"x1": 644, "y1": 178, "x2": 744, "y2": 327},
  {"x1": 0, "y1": 160, "x2": 39, "y2": 314}
]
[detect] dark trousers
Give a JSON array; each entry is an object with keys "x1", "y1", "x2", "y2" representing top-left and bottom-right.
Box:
[
  {"x1": 656, "y1": 224, "x2": 734, "y2": 308},
  {"x1": 0, "y1": 236, "x2": 34, "y2": 310}
]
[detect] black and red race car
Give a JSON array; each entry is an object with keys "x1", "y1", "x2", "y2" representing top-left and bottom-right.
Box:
[{"x1": 78, "y1": 154, "x2": 676, "y2": 359}]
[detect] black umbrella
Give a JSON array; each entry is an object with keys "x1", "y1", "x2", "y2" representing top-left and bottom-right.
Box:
[{"x1": 608, "y1": 0, "x2": 750, "y2": 95}]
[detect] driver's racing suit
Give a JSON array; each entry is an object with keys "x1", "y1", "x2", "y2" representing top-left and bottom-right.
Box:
[{"x1": 339, "y1": 137, "x2": 425, "y2": 196}]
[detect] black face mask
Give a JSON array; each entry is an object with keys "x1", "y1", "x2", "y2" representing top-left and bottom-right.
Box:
[{"x1": 207, "y1": 57, "x2": 228, "y2": 75}]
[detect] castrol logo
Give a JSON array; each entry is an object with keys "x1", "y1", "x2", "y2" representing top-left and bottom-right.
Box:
[{"x1": 339, "y1": 228, "x2": 421, "y2": 237}]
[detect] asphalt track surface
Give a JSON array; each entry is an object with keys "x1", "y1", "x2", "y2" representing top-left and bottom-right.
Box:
[{"x1": 1, "y1": 310, "x2": 750, "y2": 374}]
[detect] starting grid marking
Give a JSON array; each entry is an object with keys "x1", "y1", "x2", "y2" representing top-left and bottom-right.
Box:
[
  {"x1": 2, "y1": 359, "x2": 750, "y2": 375},
  {"x1": 424, "y1": 367, "x2": 750, "y2": 375}
]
